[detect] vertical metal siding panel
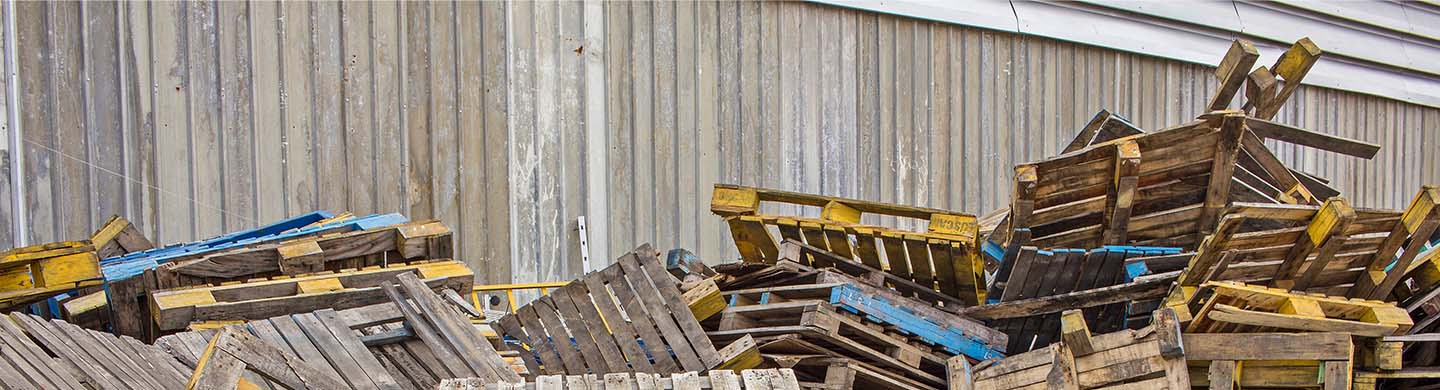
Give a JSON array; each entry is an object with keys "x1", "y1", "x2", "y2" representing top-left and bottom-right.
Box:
[
  {"x1": 480, "y1": 0, "x2": 511, "y2": 282},
  {"x1": 909, "y1": 21, "x2": 929, "y2": 210},
  {"x1": 0, "y1": 4, "x2": 11, "y2": 249},
  {"x1": 558, "y1": 1, "x2": 586, "y2": 276},
  {"x1": 51, "y1": 1, "x2": 90, "y2": 241},
  {"x1": 893, "y1": 19, "x2": 913, "y2": 223},
  {"x1": 508, "y1": 0, "x2": 537, "y2": 282},
  {"x1": 403, "y1": 1, "x2": 432, "y2": 220},
  {"x1": 820, "y1": 8, "x2": 843, "y2": 196},
  {"x1": 676, "y1": 0, "x2": 698, "y2": 254},
  {"x1": 840, "y1": 10, "x2": 858, "y2": 198},
  {"x1": 962, "y1": 28, "x2": 981, "y2": 211},
  {"x1": 456, "y1": 0, "x2": 486, "y2": 277},
  {"x1": 341, "y1": 1, "x2": 375, "y2": 216},
  {"x1": 186, "y1": 0, "x2": 222, "y2": 239},
  {"x1": 149, "y1": 1, "x2": 189, "y2": 243},
  {"x1": 630, "y1": 1, "x2": 654, "y2": 248},
  {"x1": 780, "y1": 3, "x2": 804, "y2": 217},
  {"x1": 947, "y1": 27, "x2": 966, "y2": 210},
  {"x1": 280, "y1": 1, "x2": 316, "y2": 220},
  {"x1": 124, "y1": 1, "x2": 159, "y2": 240},
  {"x1": 529, "y1": 0, "x2": 562, "y2": 282},
  {"x1": 250, "y1": 0, "x2": 285, "y2": 224},
  {"x1": 84, "y1": 1, "x2": 127, "y2": 234},
  {"x1": 653, "y1": 0, "x2": 677, "y2": 254},
  {"x1": 218, "y1": 0, "x2": 255, "y2": 230},
  {"x1": 372, "y1": 0, "x2": 404, "y2": 221},
  {"x1": 855, "y1": 11, "x2": 878, "y2": 213},
  {"x1": 737, "y1": 2, "x2": 759, "y2": 193},
  {"x1": 799, "y1": 6, "x2": 821, "y2": 202},
  {"x1": 606, "y1": 0, "x2": 633, "y2": 257},
  {"x1": 694, "y1": 1, "x2": 723, "y2": 261},
  {"x1": 18, "y1": 0, "x2": 54, "y2": 244},
  {"x1": 429, "y1": 1, "x2": 459, "y2": 247},
  {"x1": 312, "y1": 1, "x2": 345, "y2": 216},
  {"x1": 875, "y1": 15, "x2": 894, "y2": 225},
  {"x1": 929, "y1": 25, "x2": 950, "y2": 209},
  {"x1": 758, "y1": 2, "x2": 781, "y2": 198}
]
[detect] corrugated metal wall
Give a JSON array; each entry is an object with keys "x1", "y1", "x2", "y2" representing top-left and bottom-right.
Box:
[{"x1": 0, "y1": 1, "x2": 1435, "y2": 284}]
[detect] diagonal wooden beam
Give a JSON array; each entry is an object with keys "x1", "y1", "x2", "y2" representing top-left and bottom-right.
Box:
[
  {"x1": 1208, "y1": 39, "x2": 1260, "y2": 111},
  {"x1": 1272, "y1": 197, "x2": 1355, "y2": 289},
  {"x1": 1351, "y1": 186, "x2": 1440, "y2": 300},
  {"x1": 1245, "y1": 117, "x2": 1380, "y2": 159},
  {"x1": 1196, "y1": 114, "x2": 1247, "y2": 242},
  {"x1": 1101, "y1": 141, "x2": 1141, "y2": 245},
  {"x1": 1253, "y1": 38, "x2": 1323, "y2": 120}
]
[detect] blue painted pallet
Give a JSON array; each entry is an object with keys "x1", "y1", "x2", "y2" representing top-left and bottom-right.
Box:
[
  {"x1": 1108, "y1": 246, "x2": 1183, "y2": 281},
  {"x1": 828, "y1": 284, "x2": 1005, "y2": 361},
  {"x1": 98, "y1": 211, "x2": 408, "y2": 282}
]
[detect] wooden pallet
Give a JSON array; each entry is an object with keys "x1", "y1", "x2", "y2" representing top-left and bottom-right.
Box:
[
  {"x1": 710, "y1": 300, "x2": 953, "y2": 388},
  {"x1": 1182, "y1": 281, "x2": 1412, "y2": 337},
  {"x1": 90, "y1": 215, "x2": 155, "y2": 259},
  {"x1": 711, "y1": 184, "x2": 986, "y2": 306},
  {"x1": 437, "y1": 369, "x2": 801, "y2": 390},
  {"x1": 0, "y1": 312, "x2": 193, "y2": 389},
  {"x1": 1183, "y1": 332, "x2": 1353, "y2": 390},
  {"x1": 985, "y1": 38, "x2": 1379, "y2": 254},
  {"x1": 496, "y1": 244, "x2": 755, "y2": 377},
  {"x1": 149, "y1": 259, "x2": 473, "y2": 332},
  {"x1": 160, "y1": 273, "x2": 520, "y2": 389},
  {"x1": 155, "y1": 220, "x2": 453, "y2": 287},
  {"x1": 1162, "y1": 188, "x2": 1440, "y2": 320},
  {"x1": 723, "y1": 282, "x2": 1004, "y2": 361},
  {"x1": 0, "y1": 241, "x2": 101, "y2": 311},
  {"x1": 1393, "y1": 245, "x2": 1440, "y2": 334},
  {"x1": 986, "y1": 246, "x2": 1179, "y2": 353},
  {"x1": 968, "y1": 309, "x2": 1189, "y2": 390},
  {"x1": 99, "y1": 211, "x2": 410, "y2": 339}
]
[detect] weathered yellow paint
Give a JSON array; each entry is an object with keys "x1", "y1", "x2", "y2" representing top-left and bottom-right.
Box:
[
  {"x1": 1400, "y1": 186, "x2": 1439, "y2": 233},
  {"x1": 928, "y1": 213, "x2": 978, "y2": 240},
  {"x1": 34, "y1": 252, "x2": 101, "y2": 287},
  {"x1": 155, "y1": 289, "x2": 219, "y2": 311},
  {"x1": 276, "y1": 240, "x2": 323, "y2": 259},
  {"x1": 710, "y1": 187, "x2": 760, "y2": 216},
  {"x1": 296, "y1": 278, "x2": 345, "y2": 294},
  {"x1": 820, "y1": 200, "x2": 862, "y2": 224},
  {"x1": 1277, "y1": 297, "x2": 1324, "y2": 318}
]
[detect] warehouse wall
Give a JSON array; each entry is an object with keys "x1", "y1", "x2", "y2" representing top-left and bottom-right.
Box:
[{"x1": 0, "y1": 1, "x2": 1436, "y2": 285}]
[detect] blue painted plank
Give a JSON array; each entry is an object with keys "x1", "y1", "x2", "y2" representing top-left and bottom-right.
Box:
[
  {"x1": 100, "y1": 212, "x2": 408, "y2": 282},
  {"x1": 829, "y1": 284, "x2": 1005, "y2": 360}
]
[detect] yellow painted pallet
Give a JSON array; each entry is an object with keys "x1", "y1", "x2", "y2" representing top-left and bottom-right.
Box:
[
  {"x1": 711, "y1": 184, "x2": 985, "y2": 306},
  {"x1": 1163, "y1": 186, "x2": 1439, "y2": 322},
  {"x1": 0, "y1": 241, "x2": 102, "y2": 310},
  {"x1": 1183, "y1": 281, "x2": 1412, "y2": 337}
]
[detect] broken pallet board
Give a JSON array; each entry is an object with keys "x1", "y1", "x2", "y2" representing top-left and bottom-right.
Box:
[
  {"x1": 150, "y1": 260, "x2": 473, "y2": 332},
  {"x1": 0, "y1": 241, "x2": 102, "y2": 311},
  {"x1": 1183, "y1": 281, "x2": 1411, "y2": 336}
]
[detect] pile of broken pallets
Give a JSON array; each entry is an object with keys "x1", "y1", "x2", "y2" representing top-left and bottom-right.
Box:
[
  {"x1": 694, "y1": 37, "x2": 1439, "y2": 390},
  {"x1": 0, "y1": 36, "x2": 1436, "y2": 390}
]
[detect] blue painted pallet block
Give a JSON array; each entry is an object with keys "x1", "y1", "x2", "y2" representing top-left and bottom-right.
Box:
[{"x1": 828, "y1": 284, "x2": 1004, "y2": 361}]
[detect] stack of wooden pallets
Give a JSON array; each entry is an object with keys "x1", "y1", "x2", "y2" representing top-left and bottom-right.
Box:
[
  {"x1": 158, "y1": 272, "x2": 522, "y2": 389},
  {"x1": 437, "y1": 369, "x2": 803, "y2": 390}
]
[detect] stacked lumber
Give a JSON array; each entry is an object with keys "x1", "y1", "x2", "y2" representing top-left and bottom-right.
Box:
[{"x1": 437, "y1": 369, "x2": 802, "y2": 390}]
